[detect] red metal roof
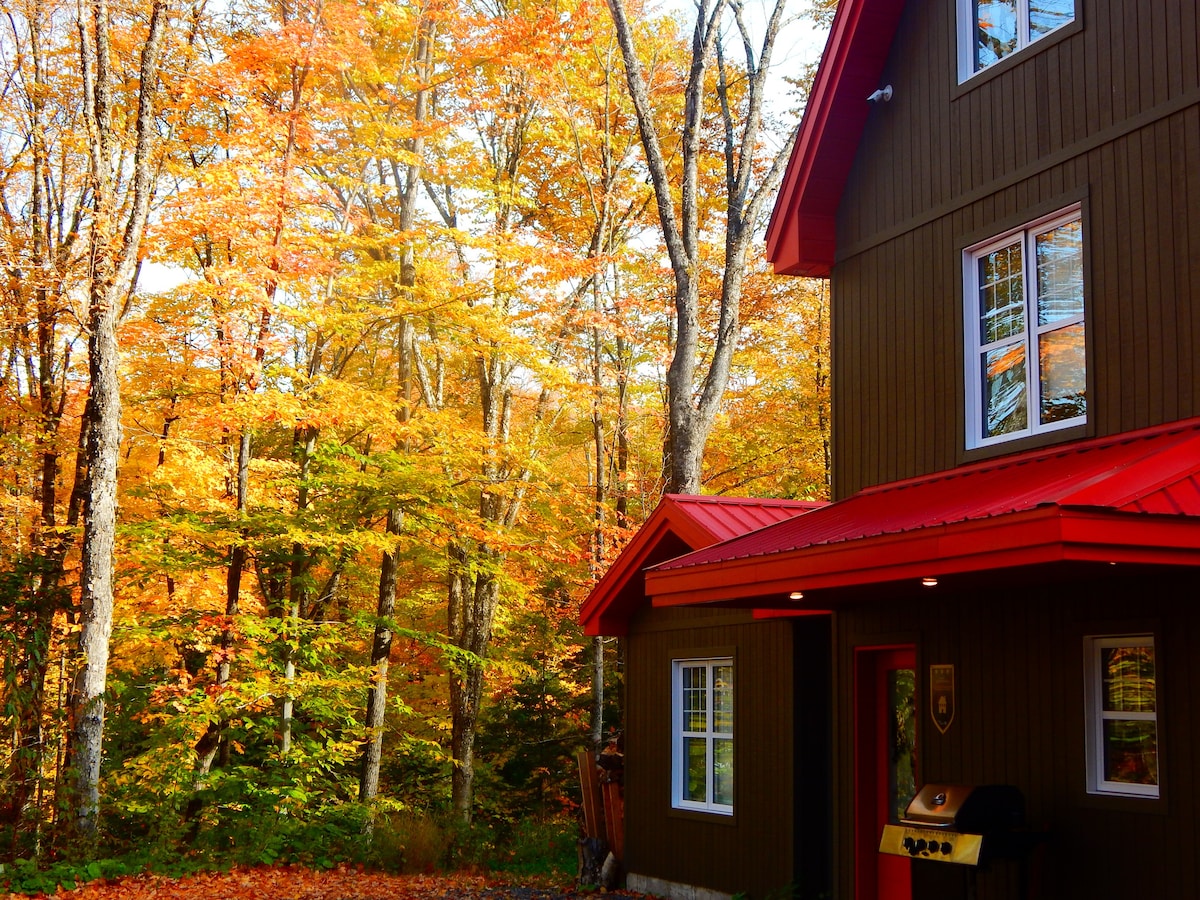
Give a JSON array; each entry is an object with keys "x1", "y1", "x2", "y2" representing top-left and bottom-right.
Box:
[
  {"x1": 646, "y1": 418, "x2": 1200, "y2": 607},
  {"x1": 765, "y1": 0, "x2": 907, "y2": 277},
  {"x1": 578, "y1": 495, "x2": 823, "y2": 635}
]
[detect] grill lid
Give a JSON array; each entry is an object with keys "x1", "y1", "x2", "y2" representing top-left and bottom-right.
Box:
[{"x1": 901, "y1": 783, "x2": 1024, "y2": 833}]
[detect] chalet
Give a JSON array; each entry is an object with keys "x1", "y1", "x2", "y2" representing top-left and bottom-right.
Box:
[{"x1": 585, "y1": 0, "x2": 1200, "y2": 898}]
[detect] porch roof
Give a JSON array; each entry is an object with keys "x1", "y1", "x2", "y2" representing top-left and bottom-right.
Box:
[
  {"x1": 646, "y1": 418, "x2": 1200, "y2": 608},
  {"x1": 578, "y1": 495, "x2": 823, "y2": 635}
]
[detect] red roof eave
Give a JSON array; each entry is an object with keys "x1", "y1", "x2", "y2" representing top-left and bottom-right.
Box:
[
  {"x1": 578, "y1": 496, "x2": 822, "y2": 635},
  {"x1": 645, "y1": 507, "x2": 1200, "y2": 607},
  {"x1": 765, "y1": 0, "x2": 908, "y2": 277}
]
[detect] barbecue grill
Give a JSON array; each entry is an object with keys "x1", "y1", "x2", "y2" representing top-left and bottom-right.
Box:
[{"x1": 879, "y1": 783, "x2": 1026, "y2": 867}]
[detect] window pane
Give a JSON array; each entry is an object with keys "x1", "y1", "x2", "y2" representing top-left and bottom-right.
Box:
[
  {"x1": 1036, "y1": 219, "x2": 1083, "y2": 325},
  {"x1": 713, "y1": 665, "x2": 733, "y2": 734},
  {"x1": 984, "y1": 343, "x2": 1028, "y2": 437},
  {"x1": 713, "y1": 738, "x2": 734, "y2": 807},
  {"x1": 1102, "y1": 645, "x2": 1156, "y2": 713},
  {"x1": 979, "y1": 242, "x2": 1025, "y2": 343},
  {"x1": 975, "y1": 0, "x2": 1018, "y2": 70},
  {"x1": 684, "y1": 738, "x2": 708, "y2": 802},
  {"x1": 1029, "y1": 0, "x2": 1073, "y2": 39},
  {"x1": 1103, "y1": 719, "x2": 1158, "y2": 786},
  {"x1": 683, "y1": 666, "x2": 707, "y2": 731},
  {"x1": 1038, "y1": 322, "x2": 1086, "y2": 423}
]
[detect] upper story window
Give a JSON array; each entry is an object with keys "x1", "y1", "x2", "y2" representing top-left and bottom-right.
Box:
[
  {"x1": 963, "y1": 205, "x2": 1086, "y2": 449},
  {"x1": 1084, "y1": 635, "x2": 1159, "y2": 799},
  {"x1": 958, "y1": 0, "x2": 1075, "y2": 80},
  {"x1": 671, "y1": 657, "x2": 733, "y2": 814}
]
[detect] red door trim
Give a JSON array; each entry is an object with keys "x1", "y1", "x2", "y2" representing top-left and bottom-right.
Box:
[{"x1": 854, "y1": 644, "x2": 916, "y2": 900}]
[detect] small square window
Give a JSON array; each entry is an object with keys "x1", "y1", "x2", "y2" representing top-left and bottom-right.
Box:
[
  {"x1": 1084, "y1": 635, "x2": 1159, "y2": 798},
  {"x1": 671, "y1": 658, "x2": 734, "y2": 814},
  {"x1": 963, "y1": 205, "x2": 1086, "y2": 449},
  {"x1": 957, "y1": 0, "x2": 1075, "y2": 81}
]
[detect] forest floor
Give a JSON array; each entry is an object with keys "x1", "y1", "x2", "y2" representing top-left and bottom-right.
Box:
[{"x1": 6, "y1": 866, "x2": 622, "y2": 900}]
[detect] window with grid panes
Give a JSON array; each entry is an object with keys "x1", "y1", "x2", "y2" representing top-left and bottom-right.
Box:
[
  {"x1": 1085, "y1": 635, "x2": 1159, "y2": 798},
  {"x1": 671, "y1": 658, "x2": 733, "y2": 814},
  {"x1": 957, "y1": 0, "x2": 1075, "y2": 81},
  {"x1": 963, "y1": 205, "x2": 1086, "y2": 449}
]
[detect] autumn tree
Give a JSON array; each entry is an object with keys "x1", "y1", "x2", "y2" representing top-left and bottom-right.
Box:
[
  {"x1": 0, "y1": 0, "x2": 91, "y2": 843},
  {"x1": 606, "y1": 0, "x2": 797, "y2": 493},
  {"x1": 72, "y1": 0, "x2": 171, "y2": 839}
]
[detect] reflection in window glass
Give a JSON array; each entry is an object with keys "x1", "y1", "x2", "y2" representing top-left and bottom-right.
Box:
[
  {"x1": 1102, "y1": 646, "x2": 1156, "y2": 713},
  {"x1": 714, "y1": 665, "x2": 733, "y2": 734},
  {"x1": 984, "y1": 343, "x2": 1028, "y2": 437},
  {"x1": 974, "y1": 0, "x2": 1017, "y2": 69},
  {"x1": 980, "y1": 242, "x2": 1025, "y2": 343},
  {"x1": 683, "y1": 666, "x2": 707, "y2": 731},
  {"x1": 1039, "y1": 323, "x2": 1086, "y2": 423},
  {"x1": 685, "y1": 737, "x2": 708, "y2": 802},
  {"x1": 1036, "y1": 220, "x2": 1083, "y2": 325},
  {"x1": 1103, "y1": 720, "x2": 1158, "y2": 786},
  {"x1": 714, "y1": 738, "x2": 734, "y2": 807},
  {"x1": 1029, "y1": 0, "x2": 1073, "y2": 39}
]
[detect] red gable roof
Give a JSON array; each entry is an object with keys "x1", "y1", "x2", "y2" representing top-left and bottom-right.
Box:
[
  {"x1": 765, "y1": 0, "x2": 906, "y2": 277},
  {"x1": 646, "y1": 418, "x2": 1200, "y2": 607},
  {"x1": 578, "y1": 495, "x2": 822, "y2": 636}
]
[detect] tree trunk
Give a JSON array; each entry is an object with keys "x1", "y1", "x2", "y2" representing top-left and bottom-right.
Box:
[
  {"x1": 281, "y1": 425, "x2": 318, "y2": 757},
  {"x1": 605, "y1": 0, "x2": 797, "y2": 493},
  {"x1": 71, "y1": 0, "x2": 168, "y2": 837},
  {"x1": 590, "y1": 287, "x2": 606, "y2": 750},
  {"x1": 357, "y1": 16, "x2": 429, "y2": 804},
  {"x1": 360, "y1": 505, "x2": 402, "y2": 803}
]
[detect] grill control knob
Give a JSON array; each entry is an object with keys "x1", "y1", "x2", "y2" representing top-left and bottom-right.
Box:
[
  {"x1": 940, "y1": 842, "x2": 953, "y2": 855},
  {"x1": 902, "y1": 837, "x2": 915, "y2": 851},
  {"x1": 915, "y1": 839, "x2": 927, "y2": 853}
]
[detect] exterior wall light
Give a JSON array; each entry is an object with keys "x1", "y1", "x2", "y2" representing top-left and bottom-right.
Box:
[
  {"x1": 789, "y1": 590, "x2": 805, "y2": 600},
  {"x1": 921, "y1": 577, "x2": 938, "y2": 587}
]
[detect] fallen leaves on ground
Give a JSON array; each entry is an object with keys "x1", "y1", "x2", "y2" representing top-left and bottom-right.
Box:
[{"x1": 7, "y1": 866, "x2": 607, "y2": 900}]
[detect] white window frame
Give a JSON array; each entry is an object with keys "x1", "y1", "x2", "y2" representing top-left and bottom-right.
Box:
[
  {"x1": 956, "y1": 0, "x2": 1076, "y2": 82},
  {"x1": 671, "y1": 657, "x2": 734, "y2": 815},
  {"x1": 1084, "y1": 635, "x2": 1160, "y2": 799},
  {"x1": 962, "y1": 204, "x2": 1086, "y2": 449}
]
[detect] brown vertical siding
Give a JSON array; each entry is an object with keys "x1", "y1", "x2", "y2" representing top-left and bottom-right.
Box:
[
  {"x1": 623, "y1": 607, "x2": 820, "y2": 898},
  {"x1": 828, "y1": 0, "x2": 1200, "y2": 498},
  {"x1": 831, "y1": 570, "x2": 1200, "y2": 900}
]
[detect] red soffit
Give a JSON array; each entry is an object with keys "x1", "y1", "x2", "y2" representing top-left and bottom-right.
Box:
[{"x1": 765, "y1": 0, "x2": 908, "y2": 277}]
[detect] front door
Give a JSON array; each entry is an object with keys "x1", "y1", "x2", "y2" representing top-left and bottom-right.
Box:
[{"x1": 855, "y1": 646, "x2": 917, "y2": 900}]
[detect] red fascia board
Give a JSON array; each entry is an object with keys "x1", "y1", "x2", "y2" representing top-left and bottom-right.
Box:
[
  {"x1": 579, "y1": 516, "x2": 691, "y2": 636},
  {"x1": 645, "y1": 508, "x2": 1200, "y2": 607},
  {"x1": 765, "y1": 0, "x2": 906, "y2": 276},
  {"x1": 578, "y1": 496, "x2": 817, "y2": 635}
]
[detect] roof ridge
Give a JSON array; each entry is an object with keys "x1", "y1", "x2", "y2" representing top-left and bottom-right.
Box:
[{"x1": 664, "y1": 493, "x2": 826, "y2": 506}]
